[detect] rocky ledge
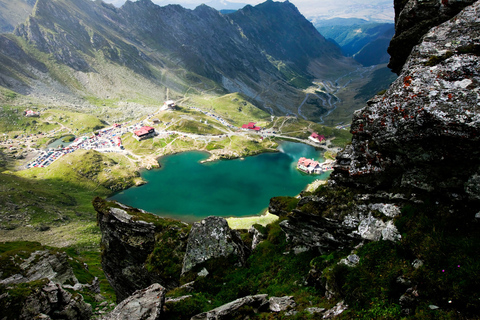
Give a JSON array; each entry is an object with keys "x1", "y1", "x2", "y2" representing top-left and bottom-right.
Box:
[{"x1": 333, "y1": 1, "x2": 480, "y2": 207}]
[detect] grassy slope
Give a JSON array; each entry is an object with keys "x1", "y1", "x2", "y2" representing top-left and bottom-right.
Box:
[
  {"x1": 188, "y1": 93, "x2": 271, "y2": 126},
  {"x1": 1, "y1": 150, "x2": 141, "y2": 248},
  {"x1": 0, "y1": 106, "x2": 105, "y2": 142},
  {"x1": 268, "y1": 116, "x2": 352, "y2": 148}
]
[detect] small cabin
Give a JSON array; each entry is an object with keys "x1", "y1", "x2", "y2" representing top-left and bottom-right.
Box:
[
  {"x1": 297, "y1": 157, "x2": 322, "y2": 174},
  {"x1": 309, "y1": 132, "x2": 326, "y2": 144},
  {"x1": 24, "y1": 110, "x2": 40, "y2": 117},
  {"x1": 161, "y1": 100, "x2": 176, "y2": 111},
  {"x1": 241, "y1": 122, "x2": 261, "y2": 131},
  {"x1": 134, "y1": 126, "x2": 156, "y2": 141}
]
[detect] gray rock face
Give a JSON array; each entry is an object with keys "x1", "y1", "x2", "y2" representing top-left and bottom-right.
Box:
[
  {"x1": 323, "y1": 300, "x2": 348, "y2": 319},
  {"x1": 95, "y1": 198, "x2": 189, "y2": 303},
  {"x1": 0, "y1": 280, "x2": 92, "y2": 320},
  {"x1": 96, "y1": 200, "x2": 158, "y2": 302},
  {"x1": 182, "y1": 216, "x2": 249, "y2": 274},
  {"x1": 101, "y1": 283, "x2": 166, "y2": 320},
  {"x1": 191, "y1": 294, "x2": 269, "y2": 320},
  {"x1": 0, "y1": 250, "x2": 78, "y2": 286},
  {"x1": 269, "y1": 296, "x2": 296, "y2": 312},
  {"x1": 389, "y1": 0, "x2": 476, "y2": 73},
  {"x1": 248, "y1": 225, "x2": 266, "y2": 250},
  {"x1": 279, "y1": 212, "x2": 361, "y2": 255},
  {"x1": 332, "y1": 1, "x2": 480, "y2": 206}
]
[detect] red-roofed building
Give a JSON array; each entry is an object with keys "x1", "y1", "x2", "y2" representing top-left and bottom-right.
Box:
[
  {"x1": 241, "y1": 122, "x2": 261, "y2": 131},
  {"x1": 297, "y1": 157, "x2": 322, "y2": 174},
  {"x1": 134, "y1": 126, "x2": 156, "y2": 140},
  {"x1": 309, "y1": 132, "x2": 326, "y2": 144},
  {"x1": 24, "y1": 110, "x2": 40, "y2": 117}
]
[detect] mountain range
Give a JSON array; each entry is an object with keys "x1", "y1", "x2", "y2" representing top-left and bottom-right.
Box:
[
  {"x1": 0, "y1": 0, "x2": 365, "y2": 122},
  {"x1": 315, "y1": 18, "x2": 395, "y2": 67}
]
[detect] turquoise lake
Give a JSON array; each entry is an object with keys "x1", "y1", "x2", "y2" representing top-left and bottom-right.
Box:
[{"x1": 110, "y1": 142, "x2": 329, "y2": 222}]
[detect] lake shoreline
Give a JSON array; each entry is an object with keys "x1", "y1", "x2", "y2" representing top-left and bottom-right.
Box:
[{"x1": 110, "y1": 141, "x2": 329, "y2": 224}]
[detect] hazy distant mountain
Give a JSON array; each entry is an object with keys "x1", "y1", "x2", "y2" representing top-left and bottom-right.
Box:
[
  {"x1": 0, "y1": 0, "x2": 36, "y2": 33},
  {"x1": 0, "y1": 0, "x2": 357, "y2": 118},
  {"x1": 177, "y1": 0, "x2": 248, "y2": 10},
  {"x1": 315, "y1": 18, "x2": 395, "y2": 67}
]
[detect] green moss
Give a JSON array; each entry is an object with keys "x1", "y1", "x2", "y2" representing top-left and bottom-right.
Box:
[
  {"x1": 163, "y1": 293, "x2": 211, "y2": 320},
  {"x1": 145, "y1": 225, "x2": 190, "y2": 281},
  {"x1": 64, "y1": 247, "x2": 116, "y2": 305},
  {"x1": 169, "y1": 219, "x2": 325, "y2": 318},
  {"x1": 424, "y1": 51, "x2": 453, "y2": 67},
  {"x1": 270, "y1": 196, "x2": 299, "y2": 215},
  {"x1": 456, "y1": 44, "x2": 480, "y2": 56},
  {"x1": 395, "y1": 202, "x2": 480, "y2": 315}
]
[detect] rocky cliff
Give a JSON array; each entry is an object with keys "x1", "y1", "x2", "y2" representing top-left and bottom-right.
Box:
[
  {"x1": 388, "y1": 0, "x2": 477, "y2": 74},
  {"x1": 334, "y1": 0, "x2": 480, "y2": 204},
  {"x1": 94, "y1": 197, "x2": 190, "y2": 302}
]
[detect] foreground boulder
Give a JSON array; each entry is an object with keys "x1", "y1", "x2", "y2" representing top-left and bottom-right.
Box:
[
  {"x1": 101, "y1": 283, "x2": 166, "y2": 320},
  {"x1": 94, "y1": 197, "x2": 190, "y2": 302},
  {"x1": 191, "y1": 294, "x2": 298, "y2": 319},
  {"x1": 191, "y1": 294, "x2": 269, "y2": 320},
  {"x1": 182, "y1": 216, "x2": 249, "y2": 275}
]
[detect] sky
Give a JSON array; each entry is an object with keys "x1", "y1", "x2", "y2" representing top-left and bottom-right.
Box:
[{"x1": 101, "y1": 0, "x2": 395, "y2": 22}]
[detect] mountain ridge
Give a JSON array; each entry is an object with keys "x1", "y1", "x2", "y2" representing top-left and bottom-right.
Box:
[{"x1": 0, "y1": 0, "x2": 359, "y2": 121}]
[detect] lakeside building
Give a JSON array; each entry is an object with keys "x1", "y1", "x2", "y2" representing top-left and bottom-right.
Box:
[
  {"x1": 24, "y1": 110, "x2": 40, "y2": 117},
  {"x1": 134, "y1": 126, "x2": 156, "y2": 141},
  {"x1": 161, "y1": 100, "x2": 176, "y2": 111},
  {"x1": 242, "y1": 122, "x2": 261, "y2": 131},
  {"x1": 297, "y1": 157, "x2": 322, "y2": 174},
  {"x1": 309, "y1": 132, "x2": 326, "y2": 144}
]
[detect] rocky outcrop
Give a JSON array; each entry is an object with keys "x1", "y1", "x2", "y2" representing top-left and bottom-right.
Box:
[
  {"x1": 191, "y1": 294, "x2": 269, "y2": 320},
  {"x1": 0, "y1": 242, "x2": 97, "y2": 319},
  {"x1": 94, "y1": 197, "x2": 190, "y2": 302},
  {"x1": 279, "y1": 211, "x2": 360, "y2": 255},
  {"x1": 333, "y1": 1, "x2": 480, "y2": 208},
  {"x1": 101, "y1": 283, "x2": 166, "y2": 320},
  {"x1": 191, "y1": 294, "x2": 298, "y2": 320},
  {"x1": 0, "y1": 279, "x2": 92, "y2": 320},
  {"x1": 0, "y1": 249, "x2": 79, "y2": 287},
  {"x1": 182, "y1": 216, "x2": 249, "y2": 275},
  {"x1": 388, "y1": 0, "x2": 476, "y2": 74},
  {"x1": 268, "y1": 296, "x2": 296, "y2": 312}
]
